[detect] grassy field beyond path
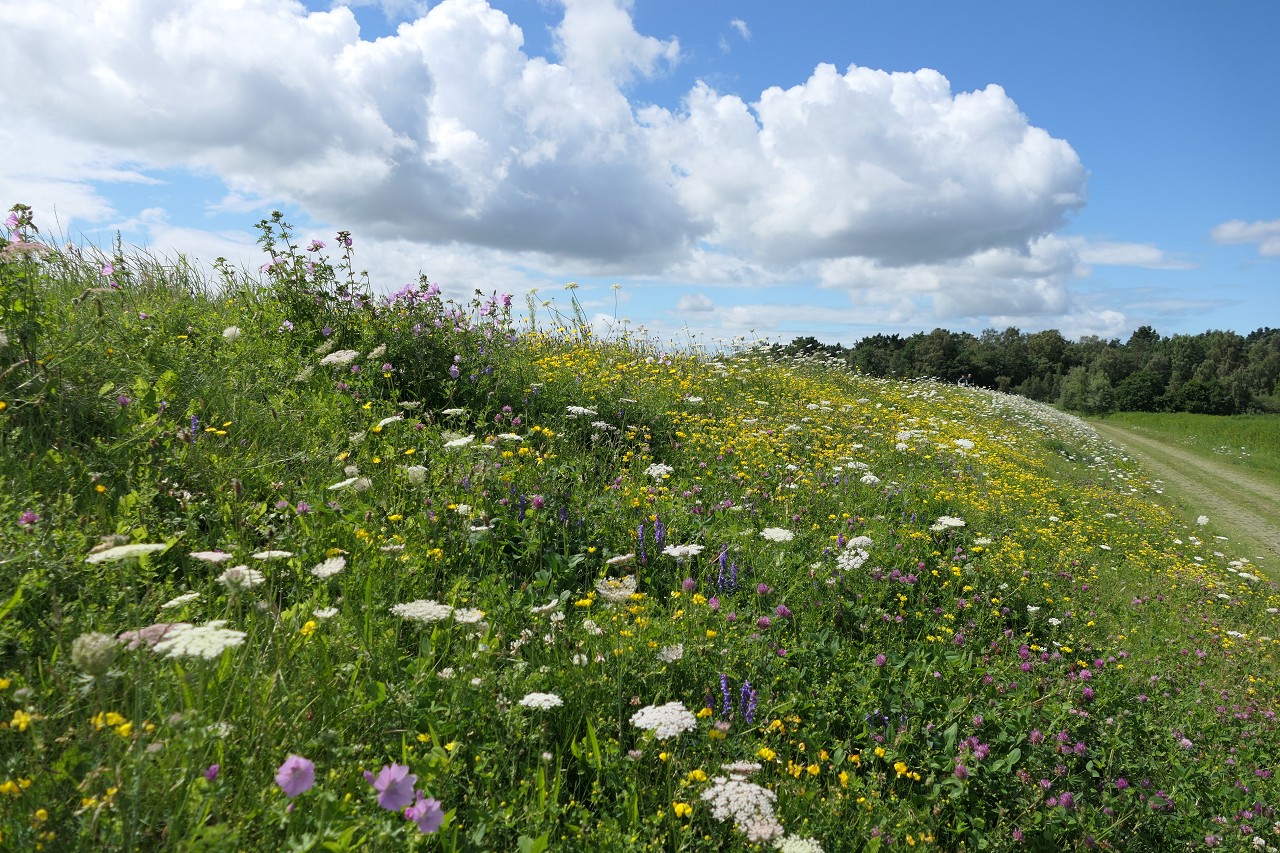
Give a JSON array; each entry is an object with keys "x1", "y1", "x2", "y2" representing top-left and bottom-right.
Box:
[{"x1": 1092, "y1": 418, "x2": 1280, "y2": 570}]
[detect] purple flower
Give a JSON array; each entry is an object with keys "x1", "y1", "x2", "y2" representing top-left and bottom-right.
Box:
[
  {"x1": 756, "y1": 616, "x2": 771, "y2": 629},
  {"x1": 295, "y1": 502, "x2": 311, "y2": 515},
  {"x1": 117, "y1": 395, "x2": 131, "y2": 407},
  {"x1": 448, "y1": 364, "x2": 460, "y2": 379},
  {"x1": 204, "y1": 764, "x2": 220, "y2": 782},
  {"x1": 101, "y1": 263, "x2": 114, "y2": 276},
  {"x1": 321, "y1": 325, "x2": 333, "y2": 336},
  {"x1": 756, "y1": 583, "x2": 770, "y2": 595},
  {"x1": 18, "y1": 510, "x2": 39, "y2": 528},
  {"x1": 682, "y1": 577, "x2": 696, "y2": 592},
  {"x1": 404, "y1": 792, "x2": 445, "y2": 834},
  {"x1": 874, "y1": 654, "x2": 887, "y2": 667},
  {"x1": 364, "y1": 763, "x2": 418, "y2": 811},
  {"x1": 774, "y1": 604, "x2": 791, "y2": 618},
  {"x1": 954, "y1": 762, "x2": 969, "y2": 780},
  {"x1": 275, "y1": 755, "x2": 315, "y2": 797}
]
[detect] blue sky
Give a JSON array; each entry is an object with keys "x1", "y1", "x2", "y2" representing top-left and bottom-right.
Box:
[{"x1": 2, "y1": 0, "x2": 1276, "y2": 346}]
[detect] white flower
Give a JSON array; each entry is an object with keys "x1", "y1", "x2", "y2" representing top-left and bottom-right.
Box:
[
  {"x1": 366, "y1": 344, "x2": 387, "y2": 361},
  {"x1": 251, "y1": 550, "x2": 294, "y2": 560},
  {"x1": 437, "y1": 667, "x2": 456, "y2": 679},
  {"x1": 444, "y1": 435, "x2": 475, "y2": 448},
  {"x1": 630, "y1": 701, "x2": 697, "y2": 740},
  {"x1": 662, "y1": 543, "x2": 704, "y2": 561},
  {"x1": 721, "y1": 761, "x2": 762, "y2": 777},
  {"x1": 375, "y1": 415, "x2": 403, "y2": 429},
  {"x1": 390, "y1": 600, "x2": 453, "y2": 623},
  {"x1": 582, "y1": 619, "x2": 604, "y2": 636},
  {"x1": 402, "y1": 465, "x2": 428, "y2": 484},
  {"x1": 700, "y1": 775, "x2": 782, "y2": 841},
  {"x1": 318, "y1": 349, "x2": 359, "y2": 366},
  {"x1": 1197, "y1": 515, "x2": 1210, "y2": 526},
  {"x1": 313, "y1": 607, "x2": 339, "y2": 620},
  {"x1": 953, "y1": 438, "x2": 975, "y2": 450},
  {"x1": 645, "y1": 462, "x2": 674, "y2": 479},
  {"x1": 189, "y1": 550, "x2": 235, "y2": 563},
  {"x1": 153, "y1": 621, "x2": 246, "y2": 660},
  {"x1": 441, "y1": 407, "x2": 465, "y2": 416},
  {"x1": 759, "y1": 528, "x2": 794, "y2": 543},
  {"x1": 606, "y1": 553, "x2": 635, "y2": 566},
  {"x1": 566, "y1": 405, "x2": 597, "y2": 418},
  {"x1": 1026, "y1": 605, "x2": 1041, "y2": 614},
  {"x1": 929, "y1": 516, "x2": 966, "y2": 532},
  {"x1": 310, "y1": 556, "x2": 346, "y2": 579},
  {"x1": 85, "y1": 543, "x2": 169, "y2": 564},
  {"x1": 1047, "y1": 617, "x2": 1062, "y2": 627},
  {"x1": 221, "y1": 326, "x2": 242, "y2": 341},
  {"x1": 657, "y1": 643, "x2": 684, "y2": 663},
  {"x1": 776, "y1": 836, "x2": 826, "y2": 853},
  {"x1": 453, "y1": 608, "x2": 485, "y2": 624},
  {"x1": 530, "y1": 599, "x2": 561, "y2": 614},
  {"x1": 860, "y1": 473, "x2": 881, "y2": 486},
  {"x1": 327, "y1": 476, "x2": 371, "y2": 491},
  {"x1": 519, "y1": 692, "x2": 564, "y2": 710},
  {"x1": 217, "y1": 565, "x2": 265, "y2": 590},
  {"x1": 454, "y1": 504, "x2": 472, "y2": 516},
  {"x1": 596, "y1": 575, "x2": 637, "y2": 603},
  {"x1": 160, "y1": 592, "x2": 201, "y2": 609}
]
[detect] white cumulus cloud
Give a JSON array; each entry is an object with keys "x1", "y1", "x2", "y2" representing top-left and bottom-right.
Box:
[{"x1": 1210, "y1": 218, "x2": 1280, "y2": 257}]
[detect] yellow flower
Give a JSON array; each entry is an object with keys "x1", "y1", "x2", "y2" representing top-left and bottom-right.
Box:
[
  {"x1": 757, "y1": 747, "x2": 777, "y2": 761},
  {"x1": 114, "y1": 721, "x2": 133, "y2": 738},
  {"x1": 838, "y1": 770, "x2": 850, "y2": 788},
  {"x1": 0, "y1": 677, "x2": 9, "y2": 690},
  {"x1": 672, "y1": 802, "x2": 693, "y2": 819},
  {"x1": 874, "y1": 746, "x2": 886, "y2": 758},
  {"x1": 685, "y1": 769, "x2": 708, "y2": 783},
  {"x1": 0, "y1": 780, "x2": 19, "y2": 796},
  {"x1": 807, "y1": 763, "x2": 821, "y2": 776},
  {"x1": 299, "y1": 621, "x2": 317, "y2": 637},
  {"x1": 696, "y1": 707, "x2": 713, "y2": 719},
  {"x1": 705, "y1": 629, "x2": 717, "y2": 639},
  {"x1": 11, "y1": 709, "x2": 32, "y2": 732},
  {"x1": 658, "y1": 752, "x2": 669, "y2": 762}
]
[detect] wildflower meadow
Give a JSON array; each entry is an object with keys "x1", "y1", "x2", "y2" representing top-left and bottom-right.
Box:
[{"x1": 2, "y1": 203, "x2": 1279, "y2": 851}]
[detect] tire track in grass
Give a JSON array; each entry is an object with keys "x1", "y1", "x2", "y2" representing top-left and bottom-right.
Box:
[{"x1": 1091, "y1": 420, "x2": 1280, "y2": 571}]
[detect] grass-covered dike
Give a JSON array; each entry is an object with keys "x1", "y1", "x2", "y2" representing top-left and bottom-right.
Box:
[{"x1": 3, "y1": 204, "x2": 1279, "y2": 851}]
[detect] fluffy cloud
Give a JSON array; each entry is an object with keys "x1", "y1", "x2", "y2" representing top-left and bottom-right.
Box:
[
  {"x1": 1210, "y1": 218, "x2": 1280, "y2": 257},
  {"x1": 642, "y1": 64, "x2": 1086, "y2": 266},
  {"x1": 676, "y1": 292, "x2": 715, "y2": 312}
]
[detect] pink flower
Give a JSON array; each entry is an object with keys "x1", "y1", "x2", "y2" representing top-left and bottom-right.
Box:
[
  {"x1": 364, "y1": 762, "x2": 417, "y2": 811},
  {"x1": 404, "y1": 792, "x2": 445, "y2": 834},
  {"x1": 275, "y1": 755, "x2": 315, "y2": 797}
]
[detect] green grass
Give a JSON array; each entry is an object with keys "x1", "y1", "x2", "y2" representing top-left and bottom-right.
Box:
[
  {"x1": 1102, "y1": 411, "x2": 1280, "y2": 479},
  {"x1": 3, "y1": 207, "x2": 1280, "y2": 852}
]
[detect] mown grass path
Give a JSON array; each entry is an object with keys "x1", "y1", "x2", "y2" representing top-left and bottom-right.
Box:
[{"x1": 1092, "y1": 419, "x2": 1280, "y2": 570}]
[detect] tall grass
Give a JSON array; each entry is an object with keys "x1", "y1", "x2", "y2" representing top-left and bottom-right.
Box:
[{"x1": 2, "y1": 206, "x2": 1279, "y2": 851}]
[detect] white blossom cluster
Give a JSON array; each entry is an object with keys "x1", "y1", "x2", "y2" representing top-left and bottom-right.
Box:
[
  {"x1": 836, "y1": 537, "x2": 872, "y2": 573},
  {"x1": 596, "y1": 575, "x2": 637, "y2": 604},
  {"x1": 929, "y1": 515, "x2": 966, "y2": 532},
  {"x1": 662, "y1": 543, "x2": 704, "y2": 561},
  {"x1": 645, "y1": 462, "x2": 674, "y2": 479},
  {"x1": 390, "y1": 600, "x2": 453, "y2": 623},
  {"x1": 700, "y1": 775, "x2": 783, "y2": 843},
  {"x1": 217, "y1": 565, "x2": 265, "y2": 591},
  {"x1": 85, "y1": 543, "x2": 169, "y2": 564},
  {"x1": 656, "y1": 643, "x2": 684, "y2": 663},
  {"x1": 310, "y1": 556, "x2": 346, "y2": 579},
  {"x1": 317, "y1": 349, "x2": 359, "y2": 366},
  {"x1": 759, "y1": 528, "x2": 794, "y2": 543},
  {"x1": 565, "y1": 405, "x2": 597, "y2": 418},
  {"x1": 775, "y1": 836, "x2": 826, "y2": 853},
  {"x1": 630, "y1": 701, "x2": 697, "y2": 740},
  {"x1": 153, "y1": 621, "x2": 247, "y2": 660},
  {"x1": 518, "y1": 692, "x2": 563, "y2": 710}
]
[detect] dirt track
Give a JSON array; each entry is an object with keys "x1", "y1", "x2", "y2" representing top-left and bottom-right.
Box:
[{"x1": 1091, "y1": 420, "x2": 1280, "y2": 569}]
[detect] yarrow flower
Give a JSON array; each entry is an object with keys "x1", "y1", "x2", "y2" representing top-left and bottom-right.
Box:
[
  {"x1": 930, "y1": 515, "x2": 966, "y2": 532},
  {"x1": 566, "y1": 405, "x2": 598, "y2": 418},
  {"x1": 645, "y1": 462, "x2": 674, "y2": 479},
  {"x1": 251, "y1": 550, "x2": 294, "y2": 560},
  {"x1": 776, "y1": 837, "x2": 826, "y2": 853},
  {"x1": 160, "y1": 592, "x2": 201, "y2": 609},
  {"x1": 700, "y1": 775, "x2": 783, "y2": 842},
  {"x1": 318, "y1": 349, "x2": 359, "y2": 367},
  {"x1": 153, "y1": 621, "x2": 247, "y2": 660},
  {"x1": 390, "y1": 600, "x2": 453, "y2": 623},
  {"x1": 759, "y1": 528, "x2": 794, "y2": 543},
  {"x1": 519, "y1": 692, "x2": 564, "y2": 711},
  {"x1": 631, "y1": 701, "x2": 698, "y2": 740}
]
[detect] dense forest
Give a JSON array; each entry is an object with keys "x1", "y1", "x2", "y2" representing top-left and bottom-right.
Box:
[{"x1": 775, "y1": 326, "x2": 1280, "y2": 415}]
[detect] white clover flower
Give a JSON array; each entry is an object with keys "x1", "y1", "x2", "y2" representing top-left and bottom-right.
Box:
[
  {"x1": 85, "y1": 543, "x2": 170, "y2": 564},
  {"x1": 519, "y1": 692, "x2": 564, "y2": 710},
  {"x1": 645, "y1": 462, "x2": 674, "y2": 479},
  {"x1": 318, "y1": 349, "x2": 359, "y2": 366},
  {"x1": 160, "y1": 592, "x2": 201, "y2": 610},
  {"x1": 153, "y1": 621, "x2": 247, "y2": 660},
  {"x1": 662, "y1": 543, "x2": 704, "y2": 561},
  {"x1": 759, "y1": 528, "x2": 794, "y2": 543},
  {"x1": 217, "y1": 565, "x2": 265, "y2": 591},
  {"x1": 582, "y1": 619, "x2": 604, "y2": 636},
  {"x1": 390, "y1": 600, "x2": 453, "y2": 623},
  {"x1": 189, "y1": 550, "x2": 235, "y2": 563},
  {"x1": 310, "y1": 556, "x2": 346, "y2": 579},
  {"x1": 630, "y1": 701, "x2": 697, "y2": 740}
]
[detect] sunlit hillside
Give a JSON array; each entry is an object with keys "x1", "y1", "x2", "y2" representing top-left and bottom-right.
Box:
[{"x1": 2, "y1": 208, "x2": 1278, "y2": 851}]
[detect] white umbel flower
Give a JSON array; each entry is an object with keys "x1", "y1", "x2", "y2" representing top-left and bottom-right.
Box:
[
  {"x1": 217, "y1": 565, "x2": 265, "y2": 591},
  {"x1": 85, "y1": 543, "x2": 169, "y2": 564},
  {"x1": 519, "y1": 692, "x2": 564, "y2": 710},
  {"x1": 310, "y1": 556, "x2": 346, "y2": 579},
  {"x1": 318, "y1": 349, "x2": 359, "y2": 366},
  {"x1": 630, "y1": 701, "x2": 697, "y2": 740},
  {"x1": 596, "y1": 575, "x2": 637, "y2": 603},
  {"x1": 662, "y1": 543, "x2": 704, "y2": 561},
  {"x1": 390, "y1": 600, "x2": 453, "y2": 623},
  {"x1": 153, "y1": 621, "x2": 247, "y2": 660},
  {"x1": 759, "y1": 528, "x2": 794, "y2": 543}
]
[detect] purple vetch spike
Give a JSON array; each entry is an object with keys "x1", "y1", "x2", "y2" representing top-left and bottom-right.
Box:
[
  {"x1": 717, "y1": 546, "x2": 728, "y2": 590},
  {"x1": 518, "y1": 494, "x2": 527, "y2": 521},
  {"x1": 742, "y1": 681, "x2": 758, "y2": 725},
  {"x1": 721, "y1": 674, "x2": 732, "y2": 716},
  {"x1": 730, "y1": 561, "x2": 739, "y2": 590},
  {"x1": 837, "y1": 533, "x2": 845, "y2": 548},
  {"x1": 653, "y1": 516, "x2": 665, "y2": 547},
  {"x1": 638, "y1": 522, "x2": 646, "y2": 564}
]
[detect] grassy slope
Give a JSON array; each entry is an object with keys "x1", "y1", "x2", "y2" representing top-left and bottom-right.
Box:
[
  {"x1": 2, "y1": 229, "x2": 1280, "y2": 851},
  {"x1": 1101, "y1": 412, "x2": 1280, "y2": 480}
]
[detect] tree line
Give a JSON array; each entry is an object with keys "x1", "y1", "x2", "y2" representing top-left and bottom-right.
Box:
[{"x1": 775, "y1": 326, "x2": 1280, "y2": 415}]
